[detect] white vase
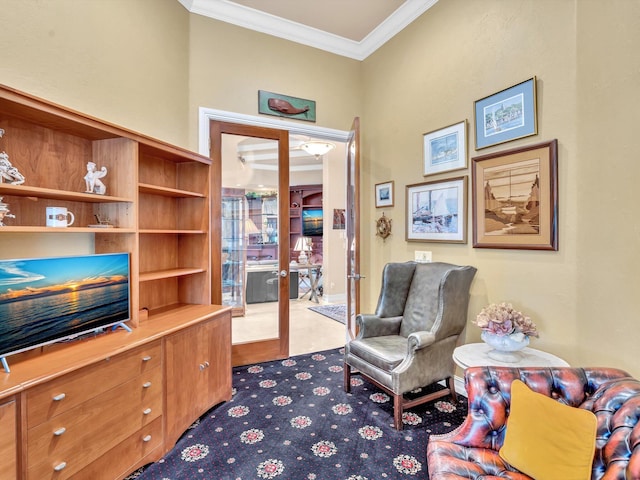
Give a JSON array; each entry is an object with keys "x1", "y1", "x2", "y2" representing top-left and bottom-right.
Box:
[{"x1": 481, "y1": 331, "x2": 530, "y2": 363}]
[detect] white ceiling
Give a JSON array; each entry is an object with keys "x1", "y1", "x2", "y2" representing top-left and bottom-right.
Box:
[{"x1": 177, "y1": 0, "x2": 438, "y2": 60}]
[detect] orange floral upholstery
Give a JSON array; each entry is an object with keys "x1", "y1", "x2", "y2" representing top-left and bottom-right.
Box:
[{"x1": 427, "y1": 366, "x2": 640, "y2": 479}]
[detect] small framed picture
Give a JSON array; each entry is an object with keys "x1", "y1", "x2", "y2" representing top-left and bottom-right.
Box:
[
  {"x1": 406, "y1": 176, "x2": 468, "y2": 243},
  {"x1": 474, "y1": 77, "x2": 537, "y2": 150},
  {"x1": 471, "y1": 139, "x2": 558, "y2": 250},
  {"x1": 375, "y1": 181, "x2": 394, "y2": 208},
  {"x1": 423, "y1": 120, "x2": 467, "y2": 176}
]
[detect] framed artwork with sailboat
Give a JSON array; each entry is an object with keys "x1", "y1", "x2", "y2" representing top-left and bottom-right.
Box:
[
  {"x1": 471, "y1": 139, "x2": 558, "y2": 250},
  {"x1": 406, "y1": 176, "x2": 468, "y2": 243}
]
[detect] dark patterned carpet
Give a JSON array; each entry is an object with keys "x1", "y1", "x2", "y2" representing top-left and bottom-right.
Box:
[{"x1": 127, "y1": 347, "x2": 467, "y2": 479}]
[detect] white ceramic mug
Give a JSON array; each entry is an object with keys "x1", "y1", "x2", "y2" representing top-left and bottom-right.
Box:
[{"x1": 46, "y1": 206, "x2": 75, "y2": 227}]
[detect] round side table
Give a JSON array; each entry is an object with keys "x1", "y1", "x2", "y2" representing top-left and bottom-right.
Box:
[{"x1": 453, "y1": 342, "x2": 569, "y2": 369}]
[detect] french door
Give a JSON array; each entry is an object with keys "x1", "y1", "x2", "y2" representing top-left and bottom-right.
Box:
[
  {"x1": 346, "y1": 117, "x2": 361, "y2": 340},
  {"x1": 210, "y1": 121, "x2": 291, "y2": 366}
]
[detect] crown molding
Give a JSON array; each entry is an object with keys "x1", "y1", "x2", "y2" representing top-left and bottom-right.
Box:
[{"x1": 178, "y1": 0, "x2": 438, "y2": 61}]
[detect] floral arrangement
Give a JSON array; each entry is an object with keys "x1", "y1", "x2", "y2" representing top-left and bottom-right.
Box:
[{"x1": 474, "y1": 302, "x2": 539, "y2": 339}]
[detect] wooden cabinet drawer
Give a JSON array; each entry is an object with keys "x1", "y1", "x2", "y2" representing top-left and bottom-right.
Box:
[
  {"x1": 68, "y1": 416, "x2": 163, "y2": 480},
  {"x1": 26, "y1": 341, "x2": 161, "y2": 428},
  {"x1": 26, "y1": 366, "x2": 162, "y2": 480}
]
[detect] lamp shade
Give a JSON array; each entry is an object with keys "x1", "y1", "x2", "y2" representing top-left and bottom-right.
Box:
[
  {"x1": 299, "y1": 141, "x2": 335, "y2": 157},
  {"x1": 294, "y1": 236, "x2": 312, "y2": 264},
  {"x1": 294, "y1": 236, "x2": 312, "y2": 252},
  {"x1": 245, "y1": 218, "x2": 260, "y2": 235}
]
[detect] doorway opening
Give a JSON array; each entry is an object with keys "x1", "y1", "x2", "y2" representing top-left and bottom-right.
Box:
[{"x1": 202, "y1": 109, "x2": 349, "y2": 357}]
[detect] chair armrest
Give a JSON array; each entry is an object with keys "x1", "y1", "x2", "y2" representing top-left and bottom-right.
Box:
[
  {"x1": 407, "y1": 331, "x2": 436, "y2": 350},
  {"x1": 356, "y1": 314, "x2": 402, "y2": 338}
]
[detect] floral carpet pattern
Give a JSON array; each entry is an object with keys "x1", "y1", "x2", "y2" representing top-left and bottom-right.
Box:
[{"x1": 128, "y1": 347, "x2": 467, "y2": 480}]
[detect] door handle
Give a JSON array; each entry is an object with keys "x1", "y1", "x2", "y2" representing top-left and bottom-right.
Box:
[
  {"x1": 280, "y1": 270, "x2": 288, "y2": 277},
  {"x1": 348, "y1": 273, "x2": 365, "y2": 280}
]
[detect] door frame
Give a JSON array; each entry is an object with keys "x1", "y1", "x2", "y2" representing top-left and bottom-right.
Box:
[
  {"x1": 201, "y1": 108, "x2": 350, "y2": 366},
  {"x1": 198, "y1": 108, "x2": 350, "y2": 154}
]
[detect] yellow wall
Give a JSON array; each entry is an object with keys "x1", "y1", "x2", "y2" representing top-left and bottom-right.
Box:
[
  {"x1": 1, "y1": 0, "x2": 638, "y2": 376},
  {"x1": 0, "y1": 0, "x2": 190, "y2": 146},
  {"x1": 361, "y1": 0, "x2": 640, "y2": 376}
]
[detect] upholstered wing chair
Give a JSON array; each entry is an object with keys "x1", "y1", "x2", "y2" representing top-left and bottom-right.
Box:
[{"x1": 344, "y1": 261, "x2": 477, "y2": 430}]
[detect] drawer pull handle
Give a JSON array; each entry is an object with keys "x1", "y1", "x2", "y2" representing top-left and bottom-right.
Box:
[
  {"x1": 143, "y1": 408, "x2": 152, "y2": 415},
  {"x1": 142, "y1": 355, "x2": 152, "y2": 362},
  {"x1": 199, "y1": 363, "x2": 205, "y2": 371},
  {"x1": 204, "y1": 361, "x2": 210, "y2": 368},
  {"x1": 54, "y1": 462, "x2": 67, "y2": 471},
  {"x1": 142, "y1": 381, "x2": 152, "y2": 388},
  {"x1": 52, "y1": 393, "x2": 66, "y2": 401},
  {"x1": 54, "y1": 427, "x2": 66, "y2": 436},
  {"x1": 142, "y1": 434, "x2": 152, "y2": 442}
]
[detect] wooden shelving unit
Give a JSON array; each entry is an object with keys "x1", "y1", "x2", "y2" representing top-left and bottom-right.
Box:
[
  {"x1": 0, "y1": 84, "x2": 230, "y2": 480},
  {"x1": 289, "y1": 184, "x2": 323, "y2": 262}
]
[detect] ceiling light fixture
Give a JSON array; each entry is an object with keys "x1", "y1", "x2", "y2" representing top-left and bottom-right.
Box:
[{"x1": 299, "y1": 140, "x2": 335, "y2": 158}]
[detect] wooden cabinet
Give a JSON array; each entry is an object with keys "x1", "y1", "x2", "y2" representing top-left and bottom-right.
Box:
[
  {"x1": 0, "y1": 85, "x2": 231, "y2": 480},
  {"x1": 0, "y1": 398, "x2": 17, "y2": 480},
  {"x1": 24, "y1": 342, "x2": 162, "y2": 480},
  {"x1": 165, "y1": 311, "x2": 232, "y2": 446}
]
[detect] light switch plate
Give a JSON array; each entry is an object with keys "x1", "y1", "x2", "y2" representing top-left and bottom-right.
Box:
[{"x1": 415, "y1": 251, "x2": 432, "y2": 263}]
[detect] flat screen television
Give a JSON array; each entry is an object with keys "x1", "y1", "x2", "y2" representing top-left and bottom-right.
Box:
[
  {"x1": 302, "y1": 208, "x2": 323, "y2": 236},
  {"x1": 0, "y1": 252, "x2": 131, "y2": 363}
]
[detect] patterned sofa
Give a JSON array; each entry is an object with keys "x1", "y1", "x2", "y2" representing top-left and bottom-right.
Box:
[{"x1": 427, "y1": 366, "x2": 640, "y2": 479}]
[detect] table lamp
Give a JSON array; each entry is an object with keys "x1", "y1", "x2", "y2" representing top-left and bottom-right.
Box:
[{"x1": 294, "y1": 236, "x2": 312, "y2": 264}]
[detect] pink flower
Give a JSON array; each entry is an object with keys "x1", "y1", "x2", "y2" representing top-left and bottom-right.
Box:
[{"x1": 473, "y1": 303, "x2": 539, "y2": 338}]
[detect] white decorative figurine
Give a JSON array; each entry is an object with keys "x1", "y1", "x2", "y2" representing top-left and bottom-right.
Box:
[
  {"x1": 0, "y1": 197, "x2": 15, "y2": 226},
  {"x1": 0, "y1": 130, "x2": 26, "y2": 185},
  {"x1": 84, "y1": 161, "x2": 108, "y2": 195}
]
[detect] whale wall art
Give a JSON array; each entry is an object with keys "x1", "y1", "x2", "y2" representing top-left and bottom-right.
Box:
[{"x1": 258, "y1": 90, "x2": 316, "y2": 122}]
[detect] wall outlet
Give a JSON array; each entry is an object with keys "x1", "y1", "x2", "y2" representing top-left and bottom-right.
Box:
[{"x1": 415, "y1": 251, "x2": 432, "y2": 263}]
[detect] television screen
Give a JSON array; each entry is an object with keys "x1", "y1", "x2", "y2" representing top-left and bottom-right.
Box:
[
  {"x1": 302, "y1": 208, "x2": 323, "y2": 236},
  {"x1": 0, "y1": 252, "x2": 131, "y2": 359}
]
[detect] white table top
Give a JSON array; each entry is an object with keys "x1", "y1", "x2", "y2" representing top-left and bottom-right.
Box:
[{"x1": 453, "y1": 342, "x2": 569, "y2": 369}]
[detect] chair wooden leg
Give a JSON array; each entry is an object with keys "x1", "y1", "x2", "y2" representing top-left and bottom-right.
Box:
[
  {"x1": 447, "y1": 376, "x2": 457, "y2": 402},
  {"x1": 393, "y1": 393, "x2": 404, "y2": 430},
  {"x1": 344, "y1": 363, "x2": 351, "y2": 393}
]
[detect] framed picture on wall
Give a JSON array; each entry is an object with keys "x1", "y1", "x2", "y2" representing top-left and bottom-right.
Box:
[
  {"x1": 406, "y1": 176, "x2": 468, "y2": 243},
  {"x1": 423, "y1": 120, "x2": 467, "y2": 176},
  {"x1": 471, "y1": 139, "x2": 558, "y2": 250},
  {"x1": 474, "y1": 77, "x2": 538, "y2": 150},
  {"x1": 375, "y1": 181, "x2": 394, "y2": 208}
]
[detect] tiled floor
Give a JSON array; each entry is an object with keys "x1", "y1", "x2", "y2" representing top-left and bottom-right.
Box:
[{"x1": 232, "y1": 297, "x2": 346, "y2": 356}]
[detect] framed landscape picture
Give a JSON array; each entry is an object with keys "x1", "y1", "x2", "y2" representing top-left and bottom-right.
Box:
[
  {"x1": 406, "y1": 176, "x2": 468, "y2": 243},
  {"x1": 471, "y1": 139, "x2": 558, "y2": 250},
  {"x1": 423, "y1": 120, "x2": 467, "y2": 176},
  {"x1": 375, "y1": 181, "x2": 394, "y2": 208},
  {"x1": 474, "y1": 77, "x2": 537, "y2": 150}
]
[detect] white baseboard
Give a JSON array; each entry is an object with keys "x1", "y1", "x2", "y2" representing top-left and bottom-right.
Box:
[{"x1": 322, "y1": 293, "x2": 347, "y2": 304}]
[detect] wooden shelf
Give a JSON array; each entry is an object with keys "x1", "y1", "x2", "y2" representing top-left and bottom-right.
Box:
[
  {"x1": 0, "y1": 183, "x2": 132, "y2": 203},
  {"x1": 0, "y1": 226, "x2": 136, "y2": 233},
  {"x1": 138, "y1": 229, "x2": 206, "y2": 234},
  {"x1": 138, "y1": 183, "x2": 205, "y2": 198},
  {"x1": 140, "y1": 268, "x2": 206, "y2": 282}
]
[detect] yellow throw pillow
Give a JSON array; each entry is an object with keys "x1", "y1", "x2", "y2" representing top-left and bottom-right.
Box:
[{"x1": 499, "y1": 379, "x2": 597, "y2": 480}]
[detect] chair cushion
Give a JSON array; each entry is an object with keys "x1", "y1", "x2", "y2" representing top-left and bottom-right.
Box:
[
  {"x1": 499, "y1": 380, "x2": 597, "y2": 480},
  {"x1": 347, "y1": 336, "x2": 407, "y2": 372}
]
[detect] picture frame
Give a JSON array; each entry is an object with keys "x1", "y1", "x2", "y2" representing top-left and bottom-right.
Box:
[
  {"x1": 406, "y1": 176, "x2": 468, "y2": 243},
  {"x1": 474, "y1": 77, "x2": 537, "y2": 150},
  {"x1": 258, "y1": 90, "x2": 316, "y2": 122},
  {"x1": 471, "y1": 139, "x2": 558, "y2": 250},
  {"x1": 375, "y1": 180, "x2": 394, "y2": 208},
  {"x1": 423, "y1": 120, "x2": 467, "y2": 176}
]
